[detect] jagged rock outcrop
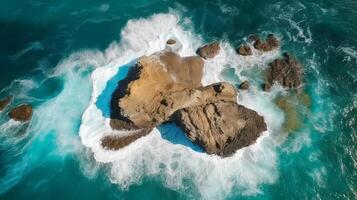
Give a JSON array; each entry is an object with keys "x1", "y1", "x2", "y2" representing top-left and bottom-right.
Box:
[
  {"x1": 249, "y1": 34, "x2": 279, "y2": 52},
  {"x1": 0, "y1": 97, "x2": 11, "y2": 111},
  {"x1": 175, "y1": 101, "x2": 267, "y2": 156},
  {"x1": 263, "y1": 52, "x2": 302, "y2": 91},
  {"x1": 237, "y1": 44, "x2": 252, "y2": 56},
  {"x1": 239, "y1": 80, "x2": 249, "y2": 90},
  {"x1": 196, "y1": 42, "x2": 221, "y2": 59},
  {"x1": 8, "y1": 104, "x2": 33, "y2": 122}
]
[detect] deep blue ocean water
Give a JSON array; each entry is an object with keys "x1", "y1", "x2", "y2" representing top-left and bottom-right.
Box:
[{"x1": 0, "y1": 0, "x2": 356, "y2": 199}]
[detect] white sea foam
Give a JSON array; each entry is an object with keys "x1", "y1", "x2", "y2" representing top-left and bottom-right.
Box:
[
  {"x1": 201, "y1": 41, "x2": 280, "y2": 86},
  {"x1": 10, "y1": 41, "x2": 44, "y2": 60},
  {"x1": 77, "y1": 12, "x2": 287, "y2": 199},
  {"x1": 218, "y1": 1, "x2": 240, "y2": 16},
  {"x1": 340, "y1": 47, "x2": 357, "y2": 62}
]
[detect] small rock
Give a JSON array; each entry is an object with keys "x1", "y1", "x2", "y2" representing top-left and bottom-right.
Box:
[
  {"x1": 196, "y1": 42, "x2": 221, "y2": 59},
  {"x1": 239, "y1": 80, "x2": 249, "y2": 90},
  {"x1": 165, "y1": 38, "x2": 182, "y2": 53},
  {"x1": 264, "y1": 52, "x2": 302, "y2": 91},
  {"x1": 266, "y1": 34, "x2": 279, "y2": 49},
  {"x1": 166, "y1": 39, "x2": 176, "y2": 45},
  {"x1": 237, "y1": 45, "x2": 252, "y2": 56},
  {"x1": 253, "y1": 34, "x2": 280, "y2": 52},
  {"x1": 0, "y1": 97, "x2": 11, "y2": 111},
  {"x1": 8, "y1": 104, "x2": 33, "y2": 122}
]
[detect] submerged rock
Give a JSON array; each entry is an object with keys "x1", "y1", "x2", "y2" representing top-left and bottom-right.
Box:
[
  {"x1": 250, "y1": 34, "x2": 279, "y2": 52},
  {"x1": 175, "y1": 101, "x2": 267, "y2": 157},
  {"x1": 8, "y1": 104, "x2": 33, "y2": 122},
  {"x1": 239, "y1": 80, "x2": 249, "y2": 90},
  {"x1": 0, "y1": 97, "x2": 11, "y2": 111},
  {"x1": 196, "y1": 42, "x2": 221, "y2": 59},
  {"x1": 264, "y1": 52, "x2": 302, "y2": 91},
  {"x1": 275, "y1": 93, "x2": 311, "y2": 133},
  {"x1": 237, "y1": 44, "x2": 252, "y2": 56}
]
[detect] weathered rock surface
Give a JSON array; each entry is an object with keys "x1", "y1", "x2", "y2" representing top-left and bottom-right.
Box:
[
  {"x1": 175, "y1": 101, "x2": 267, "y2": 156},
  {"x1": 239, "y1": 80, "x2": 249, "y2": 90},
  {"x1": 8, "y1": 104, "x2": 33, "y2": 122},
  {"x1": 264, "y1": 52, "x2": 302, "y2": 91},
  {"x1": 237, "y1": 44, "x2": 252, "y2": 56},
  {"x1": 0, "y1": 97, "x2": 11, "y2": 111},
  {"x1": 120, "y1": 80, "x2": 237, "y2": 128},
  {"x1": 109, "y1": 51, "x2": 203, "y2": 129},
  {"x1": 196, "y1": 42, "x2": 221, "y2": 59},
  {"x1": 250, "y1": 34, "x2": 279, "y2": 52}
]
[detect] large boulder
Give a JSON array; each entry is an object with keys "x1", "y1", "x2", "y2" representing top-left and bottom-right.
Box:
[
  {"x1": 0, "y1": 97, "x2": 11, "y2": 111},
  {"x1": 196, "y1": 42, "x2": 221, "y2": 59},
  {"x1": 174, "y1": 101, "x2": 267, "y2": 157},
  {"x1": 8, "y1": 104, "x2": 33, "y2": 122},
  {"x1": 263, "y1": 52, "x2": 302, "y2": 91}
]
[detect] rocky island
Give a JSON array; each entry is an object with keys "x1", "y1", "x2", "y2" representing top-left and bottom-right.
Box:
[{"x1": 100, "y1": 34, "x2": 304, "y2": 157}]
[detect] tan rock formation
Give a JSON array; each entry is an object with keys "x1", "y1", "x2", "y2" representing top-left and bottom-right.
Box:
[
  {"x1": 175, "y1": 101, "x2": 267, "y2": 156},
  {"x1": 104, "y1": 49, "x2": 267, "y2": 157}
]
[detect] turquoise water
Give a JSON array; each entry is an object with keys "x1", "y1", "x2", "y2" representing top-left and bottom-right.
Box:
[{"x1": 0, "y1": 0, "x2": 356, "y2": 199}]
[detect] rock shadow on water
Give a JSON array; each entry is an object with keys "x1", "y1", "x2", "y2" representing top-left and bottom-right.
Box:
[
  {"x1": 95, "y1": 59, "x2": 137, "y2": 119},
  {"x1": 158, "y1": 122, "x2": 204, "y2": 153}
]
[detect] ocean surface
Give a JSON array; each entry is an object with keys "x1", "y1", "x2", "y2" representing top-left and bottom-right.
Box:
[{"x1": 0, "y1": 0, "x2": 356, "y2": 199}]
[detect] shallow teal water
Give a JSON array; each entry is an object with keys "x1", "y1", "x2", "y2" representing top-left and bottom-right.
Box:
[{"x1": 0, "y1": 0, "x2": 356, "y2": 199}]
